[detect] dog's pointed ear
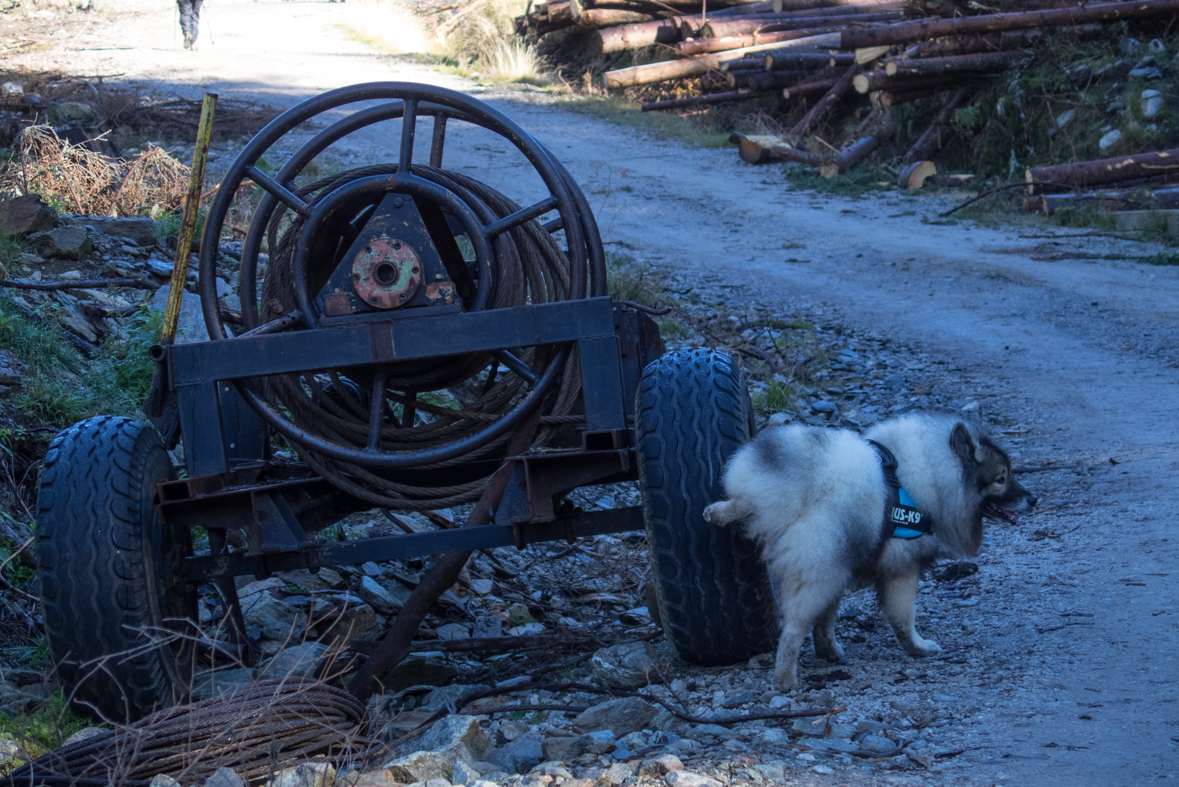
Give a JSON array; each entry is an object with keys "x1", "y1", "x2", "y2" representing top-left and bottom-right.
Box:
[{"x1": 950, "y1": 422, "x2": 975, "y2": 465}]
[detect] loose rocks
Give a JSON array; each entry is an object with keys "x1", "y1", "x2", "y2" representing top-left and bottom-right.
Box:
[
  {"x1": 572, "y1": 697, "x2": 658, "y2": 737},
  {"x1": 589, "y1": 641, "x2": 663, "y2": 690}
]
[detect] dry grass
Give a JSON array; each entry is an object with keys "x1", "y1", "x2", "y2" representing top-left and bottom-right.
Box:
[
  {"x1": 437, "y1": 0, "x2": 549, "y2": 84},
  {"x1": 1, "y1": 125, "x2": 188, "y2": 217}
]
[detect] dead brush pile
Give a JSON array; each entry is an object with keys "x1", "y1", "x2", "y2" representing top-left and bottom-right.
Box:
[{"x1": 1, "y1": 125, "x2": 188, "y2": 217}]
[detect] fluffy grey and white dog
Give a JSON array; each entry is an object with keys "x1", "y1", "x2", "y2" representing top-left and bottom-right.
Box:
[{"x1": 703, "y1": 413, "x2": 1037, "y2": 691}]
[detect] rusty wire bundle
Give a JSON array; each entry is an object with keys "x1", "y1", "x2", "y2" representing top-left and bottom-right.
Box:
[
  {"x1": 0, "y1": 125, "x2": 188, "y2": 217},
  {"x1": 7, "y1": 680, "x2": 374, "y2": 787},
  {"x1": 251, "y1": 163, "x2": 584, "y2": 510}
]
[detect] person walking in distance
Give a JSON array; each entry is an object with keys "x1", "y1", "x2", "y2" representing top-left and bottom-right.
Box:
[{"x1": 178, "y1": 0, "x2": 204, "y2": 49}]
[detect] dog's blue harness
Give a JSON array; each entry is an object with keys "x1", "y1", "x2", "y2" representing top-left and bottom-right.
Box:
[{"x1": 868, "y1": 440, "x2": 934, "y2": 539}]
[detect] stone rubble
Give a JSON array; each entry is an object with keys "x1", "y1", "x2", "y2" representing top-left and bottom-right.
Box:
[{"x1": 0, "y1": 202, "x2": 1067, "y2": 787}]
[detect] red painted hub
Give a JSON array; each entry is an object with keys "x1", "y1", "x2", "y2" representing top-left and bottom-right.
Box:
[{"x1": 351, "y1": 236, "x2": 423, "y2": 309}]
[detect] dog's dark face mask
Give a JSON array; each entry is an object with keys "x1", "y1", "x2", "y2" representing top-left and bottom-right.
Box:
[{"x1": 950, "y1": 423, "x2": 1039, "y2": 548}]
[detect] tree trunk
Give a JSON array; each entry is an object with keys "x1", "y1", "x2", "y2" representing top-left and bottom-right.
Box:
[
  {"x1": 604, "y1": 33, "x2": 839, "y2": 87},
  {"x1": 723, "y1": 56, "x2": 769, "y2": 70},
  {"x1": 701, "y1": 10, "x2": 898, "y2": 35},
  {"x1": 575, "y1": 8, "x2": 658, "y2": 27},
  {"x1": 1027, "y1": 187, "x2": 1179, "y2": 213},
  {"x1": 1026, "y1": 149, "x2": 1179, "y2": 192},
  {"x1": 841, "y1": 0, "x2": 1179, "y2": 49},
  {"x1": 642, "y1": 89, "x2": 769, "y2": 111},
  {"x1": 765, "y1": 50, "x2": 854, "y2": 69},
  {"x1": 883, "y1": 49, "x2": 1028, "y2": 76},
  {"x1": 913, "y1": 24, "x2": 1103, "y2": 56},
  {"x1": 782, "y1": 75, "x2": 840, "y2": 98},
  {"x1": 873, "y1": 86, "x2": 939, "y2": 106},
  {"x1": 590, "y1": 16, "x2": 692, "y2": 54},
  {"x1": 902, "y1": 85, "x2": 973, "y2": 162},
  {"x1": 746, "y1": 69, "x2": 808, "y2": 89},
  {"x1": 820, "y1": 135, "x2": 879, "y2": 176},
  {"x1": 785, "y1": 61, "x2": 859, "y2": 144},
  {"x1": 678, "y1": 27, "x2": 840, "y2": 53},
  {"x1": 733, "y1": 133, "x2": 827, "y2": 164},
  {"x1": 725, "y1": 67, "x2": 766, "y2": 87},
  {"x1": 853, "y1": 70, "x2": 975, "y2": 93},
  {"x1": 897, "y1": 159, "x2": 937, "y2": 188}
]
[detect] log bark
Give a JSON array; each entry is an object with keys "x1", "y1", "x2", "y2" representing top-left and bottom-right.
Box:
[
  {"x1": 733, "y1": 133, "x2": 826, "y2": 164},
  {"x1": 604, "y1": 32, "x2": 839, "y2": 87},
  {"x1": 765, "y1": 50, "x2": 854, "y2": 69},
  {"x1": 913, "y1": 24, "x2": 1103, "y2": 56},
  {"x1": 724, "y1": 56, "x2": 770, "y2": 69},
  {"x1": 874, "y1": 86, "x2": 940, "y2": 106},
  {"x1": 1027, "y1": 187, "x2": 1179, "y2": 213},
  {"x1": 853, "y1": 70, "x2": 975, "y2": 93},
  {"x1": 841, "y1": 0, "x2": 1179, "y2": 49},
  {"x1": 782, "y1": 76, "x2": 840, "y2": 98},
  {"x1": 1026, "y1": 149, "x2": 1179, "y2": 192},
  {"x1": 746, "y1": 69, "x2": 808, "y2": 89},
  {"x1": 883, "y1": 49, "x2": 1028, "y2": 76},
  {"x1": 724, "y1": 67, "x2": 765, "y2": 87},
  {"x1": 642, "y1": 88, "x2": 768, "y2": 110},
  {"x1": 820, "y1": 135, "x2": 879, "y2": 176},
  {"x1": 576, "y1": 8, "x2": 658, "y2": 26},
  {"x1": 775, "y1": 0, "x2": 909, "y2": 9},
  {"x1": 902, "y1": 85, "x2": 973, "y2": 163},
  {"x1": 913, "y1": 26, "x2": 1043, "y2": 56},
  {"x1": 897, "y1": 159, "x2": 937, "y2": 188},
  {"x1": 678, "y1": 26, "x2": 840, "y2": 53},
  {"x1": 701, "y1": 10, "x2": 898, "y2": 35},
  {"x1": 784, "y1": 61, "x2": 859, "y2": 144},
  {"x1": 590, "y1": 16, "x2": 692, "y2": 54}
]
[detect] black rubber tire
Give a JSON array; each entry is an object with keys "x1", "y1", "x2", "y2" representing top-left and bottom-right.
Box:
[
  {"x1": 636, "y1": 349, "x2": 778, "y2": 666},
  {"x1": 37, "y1": 416, "x2": 196, "y2": 722}
]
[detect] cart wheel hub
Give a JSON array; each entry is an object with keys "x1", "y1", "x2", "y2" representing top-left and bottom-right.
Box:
[{"x1": 352, "y1": 236, "x2": 422, "y2": 309}]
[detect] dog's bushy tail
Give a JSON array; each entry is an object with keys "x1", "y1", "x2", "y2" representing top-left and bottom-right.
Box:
[{"x1": 718, "y1": 425, "x2": 883, "y2": 544}]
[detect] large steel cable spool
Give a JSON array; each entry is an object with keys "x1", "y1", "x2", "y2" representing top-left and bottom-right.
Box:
[{"x1": 196, "y1": 84, "x2": 606, "y2": 509}]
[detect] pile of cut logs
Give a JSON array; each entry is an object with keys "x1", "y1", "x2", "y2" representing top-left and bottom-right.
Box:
[{"x1": 517, "y1": 0, "x2": 1179, "y2": 189}]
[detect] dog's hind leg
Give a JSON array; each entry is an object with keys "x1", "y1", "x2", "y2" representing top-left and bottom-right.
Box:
[
  {"x1": 811, "y1": 595, "x2": 845, "y2": 662},
  {"x1": 702, "y1": 498, "x2": 751, "y2": 526},
  {"x1": 771, "y1": 569, "x2": 848, "y2": 691},
  {"x1": 878, "y1": 572, "x2": 942, "y2": 657}
]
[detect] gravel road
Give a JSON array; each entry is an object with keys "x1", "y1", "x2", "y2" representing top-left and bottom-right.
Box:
[{"x1": 9, "y1": 1, "x2": 1179, "y2": 783}]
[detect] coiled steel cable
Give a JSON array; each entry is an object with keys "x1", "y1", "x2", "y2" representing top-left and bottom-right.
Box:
[
  {"x1": 253, "y1": 164, "x2": 585, "y2": 510},
  {"x1": 6, "y1": 681, "x2": 373, "y2": 787}
]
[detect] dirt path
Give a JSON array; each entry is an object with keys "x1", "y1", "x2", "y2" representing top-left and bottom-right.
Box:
[{"x1": 9, "y1": 2, "x2": 1179, "y2": 783}]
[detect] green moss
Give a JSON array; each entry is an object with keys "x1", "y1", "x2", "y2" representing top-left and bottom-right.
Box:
[
  {"x1": 0, "y1": 689, "x2": 94, "y2": 762},
  {"x1": 781, "y1": 163, "x2": 893, "y2": 197}
]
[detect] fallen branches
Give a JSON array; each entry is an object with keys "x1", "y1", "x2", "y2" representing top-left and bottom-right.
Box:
[
  {"x1": 1, "y1": 126, "x2": 189, "y2": 217},
  {"x1": 0, "y1": 277, "x2": 158, "y2": 291}
]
